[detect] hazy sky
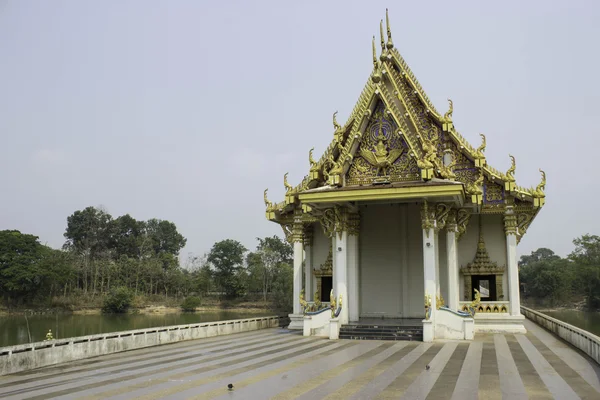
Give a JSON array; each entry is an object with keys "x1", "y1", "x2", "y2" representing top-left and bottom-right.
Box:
[{"x1": 1, "y1": 1, "x2": 598, "y2": 260}]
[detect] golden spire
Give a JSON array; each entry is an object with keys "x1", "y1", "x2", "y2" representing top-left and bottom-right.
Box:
[
  {"x1": 379, "y1": 20, "x2": 386, "y2": 53},
  {"x1": 309, "y1": 147, "x2": 316, "y2": 167},
  {"x1": 386, "y1": 8, "x2": 394, "y2": 49},
  {"x1": 371, "y1": 36, "x2": 381, "y2": 83}
]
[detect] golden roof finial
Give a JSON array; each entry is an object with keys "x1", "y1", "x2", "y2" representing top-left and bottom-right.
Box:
[
  {"x1": 444, "y1": 99, "x2": 453, "y2": 121},
  {"x1": 371, "y1": 36, "x2": 381, "y2": 83},
  {"x1": 309, "y1": 147, "x2": 316, "y2": 167},
  {"x1": 506, "y1": 155, "x2": 516, "y2": 180},
  {"x1": 372, "y1": 36, "x2": 378, "y2": 67},
  {"x1": 536, "y1": 169, "x2": 546, "y2": 194},
  {"x1": 264, "y1": 189, "x2": 272, "y2": 208},
  {"x1": 386, "y1": 8, "x2": 394, "y2": 49},
  {"x1": 333, "y1": 111, "x2": 341, "y2": 131},
  {"x1": 477, "y1": 133, "x2": 486, "y2": 154},
  {"x1": 379, "y1": 20, "x2": 386, "y2": 53},
  {"x1": 284, "y1": 172, "x2": 293, "y2": 192}
]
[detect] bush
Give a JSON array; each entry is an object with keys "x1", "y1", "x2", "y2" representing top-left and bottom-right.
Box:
[
  {"x1": 102, "y1": 287, "x2": 134, "y2": 313},
  {"x1": 180, "y1": 296, "x2": 202, "y2": 312}
]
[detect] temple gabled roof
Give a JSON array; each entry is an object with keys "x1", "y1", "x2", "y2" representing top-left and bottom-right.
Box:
[{"x1": 265, "y1": 9, "x2": 546, "y2": 243}]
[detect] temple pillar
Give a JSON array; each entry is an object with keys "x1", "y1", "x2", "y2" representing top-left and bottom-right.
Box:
[
  {"x1": 421, "y1": 202, "x2": 438, "y2": 342},
  {"x1": 288, "y1": 215, "x2": 304, "y2": 330},
  {"x1": 303, "y1": 228, "x2": 313, "y2": 301},
  {"x1": 331, "y1": 206, "x2": 349, "y2": 325},
  {"x1": 504, "y1": 207, "x2": 521, "y2": 316},
  {"x1": 333, "y1": 231, "x2": 349, "y2": 325},
  {"x1": 446, "y1": 211, "x2": 459, "y2": 310},
  {"x1": 347, "y1": 212, "x2": 360, "y2": 322}
]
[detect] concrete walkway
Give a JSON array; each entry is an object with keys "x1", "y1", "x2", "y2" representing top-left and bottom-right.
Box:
[{"x1": 1, "y1": 319, "x2": 599, "y2": 399}]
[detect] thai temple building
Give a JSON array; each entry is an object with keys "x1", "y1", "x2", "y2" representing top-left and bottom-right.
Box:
[{"x1": 264, "y1": 10, "x2": 546, "y2": 342}]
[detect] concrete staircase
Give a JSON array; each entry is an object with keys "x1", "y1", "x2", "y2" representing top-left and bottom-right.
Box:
[{"x1": 339, "y1": 323, "x2": 423, "y2": 341}]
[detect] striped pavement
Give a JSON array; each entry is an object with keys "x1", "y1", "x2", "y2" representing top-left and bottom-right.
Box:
[{"x1": 1, "y1": 319, "x2": 599, "y2": 399}]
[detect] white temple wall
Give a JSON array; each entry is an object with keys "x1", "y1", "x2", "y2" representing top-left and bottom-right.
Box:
[
  {"x1": 405, "y1": 203, "x2": 424, "y2": 318},
  {"x1": 438, "y1": 231, "x2": 448, "y2": 304},
  {"x1": 311, "y1": 223, "x2": 330, "y2": 300},
  {"x1": 358, "y1": 203, "x2": 423, "y2": 319}
]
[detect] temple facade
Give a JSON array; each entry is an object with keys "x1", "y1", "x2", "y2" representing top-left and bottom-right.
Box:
[{"x1": 264, "y1": 10, "x2": 546, "y2": 341}]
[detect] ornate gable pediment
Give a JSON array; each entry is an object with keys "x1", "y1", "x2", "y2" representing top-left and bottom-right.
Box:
[
  {"x1": 347, "y1": 101, "x2": 419, "y2": 185},
  {"x1": 265, "y1": 9, "x2": 546, "y2": 243}
]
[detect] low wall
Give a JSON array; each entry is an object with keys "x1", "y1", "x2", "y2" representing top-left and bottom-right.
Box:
[
  {"x1": 521, "y1": 306, "x2": 600, "y2": 365},
  {"x1": 0, "y1": 316, "x2": 281, "y2": 376}
]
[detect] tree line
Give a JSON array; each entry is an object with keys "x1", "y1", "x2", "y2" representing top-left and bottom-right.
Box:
[
  {"x1": 0, "y1": 206, "x2": 293, "y2": 311},
  {"x1": 519, "y1": 234, "x2": 600, "y2": 309}
]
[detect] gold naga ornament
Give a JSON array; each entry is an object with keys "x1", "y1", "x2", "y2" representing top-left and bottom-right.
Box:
[
  {"x1": 442, "y1": 99, "x2": 453, "y2": 131},
  {"x1": 359, "y1": 116, "x2": 404, "y2": 177},
  {"x1": 533, "y1": 169, "x2": 546, "y2": 207},
  {"x1": 264, "y1": 189, "x2": 275, "y2": 220},
  {"x1": 505, "y1": 155, "x2": 516, "y2": 191},
  {"x1": 474, "y1": 133, "x2": 487, "y2": 167}
]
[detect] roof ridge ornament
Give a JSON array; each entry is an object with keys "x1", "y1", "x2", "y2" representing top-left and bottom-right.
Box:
[
  {"x1": 333, "y1": 111, "x2": 341, "y2": 131},
  {"x1": 386, "y1": 8, "x2": 394, "y2": 49},
  {"x1": 443, "y1": 99, "x2": 453, "y2": 122},
  {"x1": 477, "y1": 133, "x2": 486, "y2": 154},
  {"x1": 379, "y1": 20, "x2": 386, "y2": 55},
  {"x1": 371, "y1": 36, "x2": 381, "y2": 83},
  {"x1": 284, "y1": 172, "x2": 293, "y2": 193},
  {"x1": 309, "y1": 147, "x2": 317, "y2": 167}
]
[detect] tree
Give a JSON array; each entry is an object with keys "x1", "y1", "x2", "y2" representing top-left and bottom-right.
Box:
[
  {"x1": 519, "y1": 248, "x2": 560, "y2": 268},
  {"x1": 0, "y1": 230, "x2": 72, "y2": 303},
  {"x1": 569, "y1": 235, "x2": 600, "y2": 309},
  {"x1": 63, "y1": 206, "x2": 115, "y2": 294},
  {"x1": 207, "y1": 239, "x2": 247, "y2": 298},
  {"x1": 246, "y1": 236, "x2": 293, "y2": 302}
]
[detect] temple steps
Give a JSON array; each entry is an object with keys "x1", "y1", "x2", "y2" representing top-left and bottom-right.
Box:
[{"x1": 339, "y1": 324, "x2": 423, "y2": 341}]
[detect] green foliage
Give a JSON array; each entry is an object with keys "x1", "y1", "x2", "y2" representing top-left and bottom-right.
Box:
[
  {"x1": 208, "y1": 239, "x2": 247, "y2": 298},
  {"x1": 521, "y1": 236, "x2": 600, "y2": 310},
  {"x1": 180, "y1": 296, "x2": 202, "y2": 312},
  {"x1": 0, "y1": 230, "x2": 74, "y2": 303},
  {"x1": 102, "y1": 287, "x2": 134, "y2": 313},
  {"x1": 271, "y1": 263, "x2": 293, "y2": 312}
]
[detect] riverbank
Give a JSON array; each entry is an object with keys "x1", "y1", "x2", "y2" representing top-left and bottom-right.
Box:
[{"x1": 0, "y1": 295, "x2": 286, "y2": 317}]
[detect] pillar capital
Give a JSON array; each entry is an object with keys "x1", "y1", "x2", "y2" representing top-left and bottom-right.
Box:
[
  {"x1": 445, "y1": 209, "x2": 458, "y2": 232},
  {"x1": 435, "y1": 203, "x2": 451, "y2": 232},
  {"x1": 456, "y1": 209, "x2": 471, "y2": 240},
  {"x1": 303, "y1": 225, "x2": 313, "y2": 247},
  {"x1": 420, "y1": 201, "x2": 436, "y2": 236},
  {"x1": 347, "y1": 212, "x2": 360, "y2": 237},
  {"x1": 291, "y1": 211, "x2": 304, "y2": 243},
  {"x1": 504, "y1": 206, "x2": 518, "y2": 236}
]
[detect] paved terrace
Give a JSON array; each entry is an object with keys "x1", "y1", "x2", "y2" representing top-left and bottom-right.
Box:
[{"x1": 1, "y1": 320, "x2": 599, "y2": 400}]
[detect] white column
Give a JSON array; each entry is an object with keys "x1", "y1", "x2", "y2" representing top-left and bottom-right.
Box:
[
  {"x1": 303, "y1": 227, "x2": 313, "y2": 301},
  {"x1": 347, "y1": 233, "x2": 359, "y2": 322},
  {"x1": 333, "y1": 231, "x2": 349, "y2": 324},
  {"x1": 446, "y1": 228, "x2": 459, "y2": 310},
  {"x1": 304, "y1": 243, "x2": 313, "y2": 301},
  {"x1": 505, "y1": 208, "x2": 521, "y2": 316},
  {"x1": 422, "y1": 225, "x2": 438, "y2": 342},
  {"x1": 292, "y1": 240, "x2": 303, "y2": 315},
  {"x1": 288, "y1": 219, "x2": 305, "y2": 330},
  {"x1": 434, "y1": 230, "x2": 441, "y2": 300}
]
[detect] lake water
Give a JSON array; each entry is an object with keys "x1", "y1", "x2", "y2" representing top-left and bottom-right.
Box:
[
  {"x1": 0, "y1": 311, "x2": 273, "y2": 347},
  {"x1": 541, "y1": 310, "x2": 600, "y2": 336}
]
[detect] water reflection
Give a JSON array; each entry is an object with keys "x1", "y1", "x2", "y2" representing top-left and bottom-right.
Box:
[
  {"x1": 543, "y1": 310, "x2": 600, "y2": 336},
  {"x1": 0, "y1": 311, "x2": 272, "y2": 347}
]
